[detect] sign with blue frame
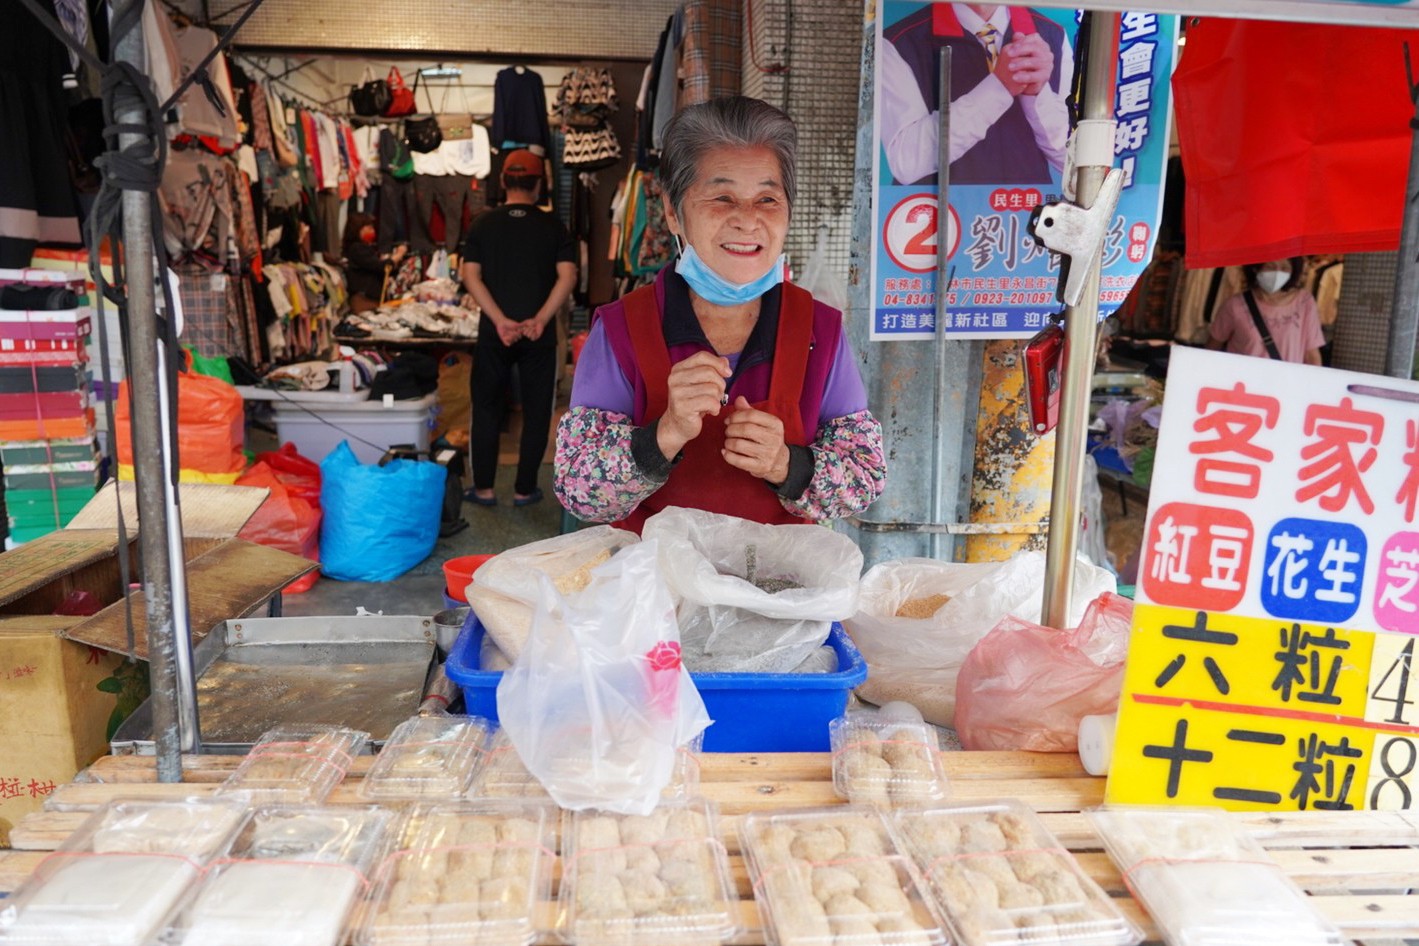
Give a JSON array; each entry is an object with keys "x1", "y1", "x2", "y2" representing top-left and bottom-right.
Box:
[{"x1": 871, "y1": 5, "x2": 1177, "y2": 340}]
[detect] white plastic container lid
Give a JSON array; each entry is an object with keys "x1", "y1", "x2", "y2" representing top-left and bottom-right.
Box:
[
  {"x1": 740, "y1": 806, "x2": 947, "y2": 946},
  {"x1": 1088, "y1": 806, "x2": 1344, "y2": 946},
  {"x1": 360, "y1": 714, "x2": 491, "y2": 801},
  {"x1": 216, "y1": 724, "x2": 370, "y2": 805},
  {"x1": 830, "y1": 711, "x2": 948, "y2": 808},
  {"x1": 894, "y1": 800, "x2": 1141, "y2": 946},
  {"x1": 0, "y1": 798, "x2": 250, "y2": 946},
  {"x1": 560, "y1": 798, "x2": 737, "y2": 946},
  {"x1": 356, "y1": 800, "x2": 557, "y2": 946}
]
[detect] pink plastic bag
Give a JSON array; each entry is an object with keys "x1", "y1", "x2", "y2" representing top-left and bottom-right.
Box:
[{"x1": 954, "y1": 592, "x2": 1133, "y2": 752}]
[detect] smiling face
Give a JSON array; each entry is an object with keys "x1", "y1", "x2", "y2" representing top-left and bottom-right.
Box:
[{"x1": 664, "y1": 145, "x2": 790, "y2": 286}]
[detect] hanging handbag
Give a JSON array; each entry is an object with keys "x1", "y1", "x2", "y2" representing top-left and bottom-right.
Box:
[
  {"x1": 384, "y1": 66, "x2": 416, "y2": 117},
  {"x1": 432, "y1": 83, "x2": 472, "y2": 141},
  {"x1": 563, "y1": 125, "x2": 622, "y2": 170},
  {"x1": 349, "y1": 66, "x2": 391, "y2": 117},
  {"x1": 405, "y1": 115, "x2": 443, "y2": 153}
]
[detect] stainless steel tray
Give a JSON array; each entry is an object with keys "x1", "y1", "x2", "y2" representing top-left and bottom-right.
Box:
[{"x1": 112, "y1": 614, "x2": 439, "y2": 754}]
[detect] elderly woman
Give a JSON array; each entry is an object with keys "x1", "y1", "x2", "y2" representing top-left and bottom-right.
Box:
[{"x1": 554, "y1": 96, "x2": 886, "y2": 531}]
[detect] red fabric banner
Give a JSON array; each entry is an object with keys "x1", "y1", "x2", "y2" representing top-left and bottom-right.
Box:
[{"x1": 1174, "y1": 18, "x2": 1419, "y2": 268}]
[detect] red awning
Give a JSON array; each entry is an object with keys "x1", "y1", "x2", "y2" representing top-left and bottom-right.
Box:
[{"x1": 1174, "y1": 18, "x2": 1419, "y2": 268}]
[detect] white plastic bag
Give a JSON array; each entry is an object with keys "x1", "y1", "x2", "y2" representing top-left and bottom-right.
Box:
[
  {"x1": 845, "y1": 551, "x2": 1116, "y2": 728},
  {"x1": 642, "y1": 507, "x2": 864, "y2": 673},
  {"x1": 495, "y1": 540, "x2": 711, "y2": 815},
  {"x1": 467, "y1": 525, "x2": 639, "y2": 661}
]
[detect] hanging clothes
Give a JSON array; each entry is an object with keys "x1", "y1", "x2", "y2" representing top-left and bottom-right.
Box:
[
  {"x1": 169, "y1": 24, "x2": 241, "y2": 148},
  {"x1": 491, "y1": 66, "x2": 551, "y2": 151},
  {"x1": 0, "y1": 0, "x2": 81, "y2": 266},
  {"x1": 557, "y1": 66, "x2": 622, "y2": 171},
  {"x1": 679, "y1": 0, "x2": 742, "y2": 106}
]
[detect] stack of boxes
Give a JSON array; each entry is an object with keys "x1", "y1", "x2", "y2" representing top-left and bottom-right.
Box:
[{"x1": 0, "y1": 268, "x2": 101, "y2": 548}]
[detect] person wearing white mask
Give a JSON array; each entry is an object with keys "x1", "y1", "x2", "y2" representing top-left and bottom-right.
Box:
[
  {"x1": 1207, "y1": 257, "x2": 1325, "y2": 366},
  {"x1": 554, "y1": 96, "x2": 886, "y2": 531}
]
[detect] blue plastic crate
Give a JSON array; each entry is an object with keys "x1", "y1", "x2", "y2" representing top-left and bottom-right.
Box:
[{"x1": 444, "y1": 615, "x2": 867, "y2": 752}]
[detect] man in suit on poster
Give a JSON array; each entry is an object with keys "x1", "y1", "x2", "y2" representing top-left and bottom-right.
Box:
[{"x1": 881, "y1": 3, "x2": 1073, "y2": 186}]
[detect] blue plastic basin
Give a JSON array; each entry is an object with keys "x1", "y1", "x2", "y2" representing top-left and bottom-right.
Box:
[{"x1": 444, "y1": 615, "x2": 867, "y2": 752}]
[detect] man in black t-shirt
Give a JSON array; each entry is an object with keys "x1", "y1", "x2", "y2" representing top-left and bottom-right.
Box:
[{"x1": 459, "y1": 149, "x2": 577, "y2": 507}]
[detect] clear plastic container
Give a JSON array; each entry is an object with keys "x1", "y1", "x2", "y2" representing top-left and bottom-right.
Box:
[
  {"x1": 215, "y1": 724, "x2": 370, "y2": 805},
  {"x1": 160, "y1": 805, "x2": 392, "y2": 946},
  {"x1": 1087, "y1": 806, "x2": 1344, "y2": 946},
  {"x1": 469, "y1": 728, "x2": 702, "y2": 801},
  {"x1": 360, "y1": 715, "x2": 491, "y2": 801},
  {"x1": 560, "y1": 798, "x2": 737, "y2": 946},
  {"x1": 830, "y1": 712, "x2": 948, "y2": 807},
  {"x1": 356, "y1": 800, "x2": 556, "y2": 946},
  {"x1": 740, "y1": 807, "x2": 947, "y2": 946},
  {"x1": 0, "y1": 798, "x2": 249, "y2": 946},
  {"x1": 894, "y1": 801, "x2": 1141, "y2": 946}
]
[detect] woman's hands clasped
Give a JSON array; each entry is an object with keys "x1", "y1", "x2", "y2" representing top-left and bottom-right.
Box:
[{"x1": 658, "y1": 354, "x2": 790, "y2": 486}]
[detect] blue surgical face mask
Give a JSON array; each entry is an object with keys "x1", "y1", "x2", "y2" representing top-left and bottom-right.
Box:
[{"x1": 674, "y1": 242, "x2": 785, "y2": 306}]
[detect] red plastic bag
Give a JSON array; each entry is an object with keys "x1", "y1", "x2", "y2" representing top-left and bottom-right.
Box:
[
  {"x1": 954, "y1": 592, "x2": 1133, "y2": 752},
  {"x1": 235, "y1": 462, "x2": 322, "y2": 594},
  {"x1": 115, "y1": 370, "x2": 244, "y2": 475},
  {"x1": 255, "y1": 443, "x2": 322, "y2": 510}
]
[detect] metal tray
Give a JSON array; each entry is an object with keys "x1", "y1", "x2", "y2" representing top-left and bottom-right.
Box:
[{"x1": 112, "y1": 614, "x2": 439, "y2": 754}]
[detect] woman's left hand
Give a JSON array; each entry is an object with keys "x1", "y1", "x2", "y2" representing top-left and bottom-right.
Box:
[{"x1": 723, "y1": 396, "x2": 791, "y2": 484}]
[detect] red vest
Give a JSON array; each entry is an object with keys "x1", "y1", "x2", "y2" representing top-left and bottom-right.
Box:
[{"x1": 615, "y1": 282, "x2": 816, "y2": 533}]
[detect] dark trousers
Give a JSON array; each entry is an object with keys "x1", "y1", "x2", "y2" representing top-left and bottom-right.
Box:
[
  {"x1": 414, "y1": 174, "x2": 473, "y2": 251},
  {"x1": 376, "y1": 176, "x2": 419, "y2": 253},
  {"x1": 470, "y1": 338, "x2": 557, "y2": 495}
]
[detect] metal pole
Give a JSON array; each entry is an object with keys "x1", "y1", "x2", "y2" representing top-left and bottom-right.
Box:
[
  {"x1": 930, "y1": 48, "x2": 953, "y2": 561},
  {"x1": 112, "y1": 0, "x2": 187, "y2": 782},
  {"x1": 155, "y1": 342, "x2": 201, "y2": 752},
  {"x1": 1042, "y1": 13, "x2": 1120, "y2": 629},
  {"x1": 1387, "y1": 82, "x2": 1419, "y2": 381}
]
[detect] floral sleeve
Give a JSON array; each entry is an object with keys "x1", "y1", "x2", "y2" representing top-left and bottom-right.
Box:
[
  {"x1": 553, "y1": 406, "x2": 663, "y2": 522},
  {"x1": 778, "y1": 410, "x2": 887, "y2": 522}
]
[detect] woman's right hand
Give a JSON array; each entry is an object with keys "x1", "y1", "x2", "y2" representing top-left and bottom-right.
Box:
[{"x1": 658, "y1": 351, "x2": 731, "y2": 459}]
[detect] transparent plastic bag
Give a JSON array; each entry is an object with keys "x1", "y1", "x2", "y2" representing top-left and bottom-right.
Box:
[
  {"x1": 954, "y1": 592, "x2": 1134, "y2": 752},
  {"x1": 845, "y1": 551, "x2": 1116, "y2": 727},
  {"x1": 642, "y1": 507, "x2": 863, "y2": 674},
  {"x1": 469, "y1": 525, "x2": 639, "y2": 662},
  {"x1": 495, "y1": 540, "x2": 711, "y2": 815}
]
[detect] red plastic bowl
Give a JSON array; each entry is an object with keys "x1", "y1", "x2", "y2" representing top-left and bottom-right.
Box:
[{"x1": 442, "y1": 553, "x2": 496, "y2": 602}]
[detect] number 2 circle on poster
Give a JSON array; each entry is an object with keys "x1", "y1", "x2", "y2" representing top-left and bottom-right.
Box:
[{"x1": 883, "y1": 195, "x2": 959, "y2": 273}]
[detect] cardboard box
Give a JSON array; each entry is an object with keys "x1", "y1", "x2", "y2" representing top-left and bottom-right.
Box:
[
  {"x1": 0, "y1": 482, "x2": 315, "y2": 844},
  {"x1": 0, "y1": 616, "x2": 137, "y2": 845}
]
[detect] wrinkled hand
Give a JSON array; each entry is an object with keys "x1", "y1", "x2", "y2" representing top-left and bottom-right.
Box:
[
  {"x1": 999, "y1": 33, "x2": 1055, "y2": 96},
  {"x1": 659, "y1": 351, "x2": 730, "y2": 458},
  {"x1": 723, "y1": 396, "x2": 790, "y2": 484}
]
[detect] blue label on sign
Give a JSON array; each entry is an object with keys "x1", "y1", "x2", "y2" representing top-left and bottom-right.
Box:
[{"x1": 1261, "y1": 517, "x2": 1368, "y2": 624}]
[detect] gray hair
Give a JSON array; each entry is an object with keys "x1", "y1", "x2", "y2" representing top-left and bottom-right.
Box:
[{"x1": 659, "y1": 96, "x2": 798, "y2": 219}]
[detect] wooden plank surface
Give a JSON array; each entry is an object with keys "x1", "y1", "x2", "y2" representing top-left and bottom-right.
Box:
[{"x1": 5, "y1": 750, "x2": 1418, "y2": 944}]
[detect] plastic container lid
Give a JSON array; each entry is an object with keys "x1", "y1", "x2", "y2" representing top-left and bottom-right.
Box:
[
  {"x1": 160, "y1": 805, "x2": 392, "y2": 946},
  {"x1": 740, "y1": 807, "x2": 946, "y2": 946},
  {"x1": 360, "y1": 715, "x2": 491, "y2": 801},
  {"x1": 1087, "y1": 806, "x2": 1344, "y2": 946},
  {"x1": 216, "y1": 724, "x2": 370, "y2": 805},
  {"x1": 469, "y1": 728, "x2": 702, "y2": 801},
  {"x1": 356, "y1": 800, "x2": 557, "y2": 946},
  {"x1": 560, "y1": 798, "x2": 737, "y2": 946},
  {"x1": 894, "y1": 801, "x2": 1141, "y2": 946},
  {"x1": 830, "y1": 712, "x2": 948, "y2": 808},
  {"x1": 0, "y1": 799, "x2": 250, "y2": 946}
]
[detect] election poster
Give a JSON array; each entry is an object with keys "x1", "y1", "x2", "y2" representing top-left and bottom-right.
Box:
[
  {"x1": 871, "y1": 5, "x2": 1176, "y2": 340},
  {"x1": 1106, "y1": 347, "x2": 1419, "y2": 812}
]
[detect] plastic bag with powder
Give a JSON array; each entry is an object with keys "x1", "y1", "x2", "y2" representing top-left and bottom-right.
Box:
[{"x1": 466, "y1": 526, "x2": 639, "y2": 662}]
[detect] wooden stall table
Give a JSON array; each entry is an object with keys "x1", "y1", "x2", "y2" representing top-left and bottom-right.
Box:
[{"x1": 3, "y1": 750, "x2": 1418, "y2": 943}]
